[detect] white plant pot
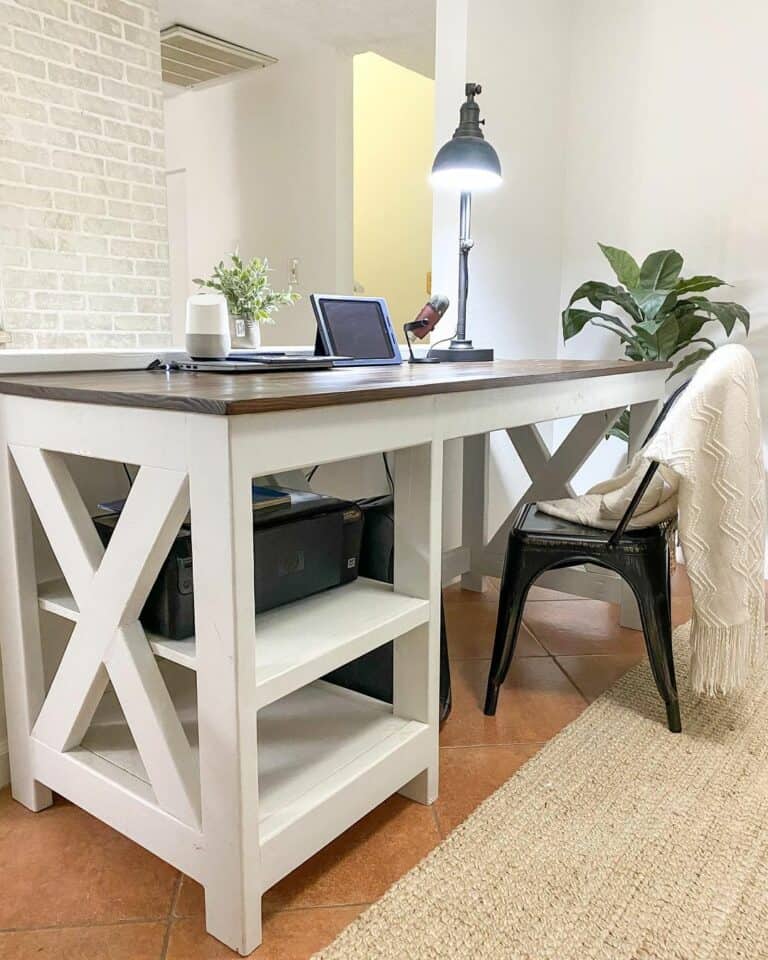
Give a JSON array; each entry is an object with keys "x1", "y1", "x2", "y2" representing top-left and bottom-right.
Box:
[{"x1": 230, "y1": 314, "x2": 261, "y2": 350}]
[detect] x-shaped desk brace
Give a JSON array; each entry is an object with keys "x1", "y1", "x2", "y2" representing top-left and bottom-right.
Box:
[
  {"x1": 466, "y1": 407, "x2": 624, "y2": 580},
  {"x1": 11, "y1": 445, "x2": 201, "y2": 828}
]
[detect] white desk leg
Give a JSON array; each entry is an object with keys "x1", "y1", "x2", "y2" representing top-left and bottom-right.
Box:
[
  {"x1": 393, "y1": 441, "x2": 443, "y2": 804},
  {"x1": 188, "y1": 417, "x2": 261, "y2": 955},
  {"x1": 0, "y1": 442, "x2": 52, "y2": 812},
  {"x1": 460, "y1": 433, "x2": 488, "y2": 592},
  {"x1": 619, "y1": 399, "x2": 664, "y2": 629}
]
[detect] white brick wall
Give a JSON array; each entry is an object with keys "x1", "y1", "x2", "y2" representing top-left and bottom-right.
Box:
[{"x1": 0, "y1": 0, "x2": 171, "y2": 349}]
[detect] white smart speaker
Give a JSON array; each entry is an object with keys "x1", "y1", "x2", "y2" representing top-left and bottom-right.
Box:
[{"x1": 185, "y1": 293, "x2": 231, "y2": 359}]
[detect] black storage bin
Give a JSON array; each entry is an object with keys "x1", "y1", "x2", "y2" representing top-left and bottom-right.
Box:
[{"x1": 323, "y1": 494, "x2": 452, "y2": 722}]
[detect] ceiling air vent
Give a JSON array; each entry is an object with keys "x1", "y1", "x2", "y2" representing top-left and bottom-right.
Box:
[{"x1": 160, "y1": 25, "x2": 277, "y2": 88}]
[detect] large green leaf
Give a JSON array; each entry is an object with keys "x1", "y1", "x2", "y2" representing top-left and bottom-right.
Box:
[
  {"x1": 670, "y1": 346, "x2": 714, "y2": 379},
  {"x1": 686, "y1": 298, "x2": 750, "y2": 335},
  {"x1": 631, "y1": 323, "x2": 660, "y2": 359},
  {"x1": 654, "y1": 291, "x2": 709, "y2": 328},
  {"x1": 657, "y1": 291, "x2": 681, "y2": 318},
  {"x1": 717, "y1": 300, "x2": 750, "y2": 334},
  {"x1": 591, "y1": 321, "x2": 636, "y2": 346},
  {"x1": 567, "y1": 281, "x2": 643, "y2": 323},
  {"x1": 632, "y1": 288, "x2": 671, "y2": 323},
  {"x1": 675, "y1": 275, "x2": 727, "y2": 294},
  {"x1": 623, "y1": 342, "x2": 646, "y2": 361},
  {"x1": 562, "y1": 307, "x2": 630, "y2": 341},
  {"x1": 688, "y1": 335, "x2": 717, "y2": 352},
  {"x1": 654, "y1": 315, "x2": 680, "y2": 359},
  {"x1": 674, "y1": 312, "x2": 710, "y2": 344},
  {"x1": 638, "y1": 249, "x2": 684, "y2": 290},
  {"x1": 598, "y1": 243, "x2": 641, "y2": 288}
]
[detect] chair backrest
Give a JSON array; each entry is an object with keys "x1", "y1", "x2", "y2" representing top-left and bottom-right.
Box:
[
  {"x1": 639, "y1": 378, "x2": 691, "y2": 447},
  {"x1": 606, "y1": 378, "x2": 691, "y2": 547}
]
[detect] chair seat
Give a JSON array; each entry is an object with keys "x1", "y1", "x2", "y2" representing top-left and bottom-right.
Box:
[
  {"x1": 516, "y1": 504, "x2": 666, "y2": 544},
  {"x1": 487, "y1": 502, "x2": 680, "y2": 732}
]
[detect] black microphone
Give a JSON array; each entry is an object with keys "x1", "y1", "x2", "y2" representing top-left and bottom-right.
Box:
[{"x1": 404, "y1": 295, "x2": 450, "y2": 363}]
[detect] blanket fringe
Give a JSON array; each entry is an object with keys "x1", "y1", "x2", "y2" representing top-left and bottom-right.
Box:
[{"x1": 689, "y1": 599, "x2": 766, "y2": 696}]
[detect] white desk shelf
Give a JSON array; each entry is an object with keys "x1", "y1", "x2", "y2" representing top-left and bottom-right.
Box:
[
  {"x1": 37, "y1": 576, "x2": 429, "y2": 707},
  {"x1": 75, "y1": 679, "x2": 430, "y2": 892}
]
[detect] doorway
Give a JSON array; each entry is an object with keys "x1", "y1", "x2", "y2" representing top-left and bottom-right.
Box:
[{"x1": 353, "y1": 52, "x2": 434, "y2": 333}]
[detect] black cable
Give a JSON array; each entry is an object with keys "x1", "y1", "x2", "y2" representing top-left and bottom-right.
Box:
[
  {"x1": 308, "y1": 458, "x2": 391, "y2": 491},
  {"x1": 382, "y1": 452, "x2": 393, "y2": 492}
]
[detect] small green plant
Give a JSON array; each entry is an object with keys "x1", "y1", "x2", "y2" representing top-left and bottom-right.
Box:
[
  {"x1": 194, "y1": 251, "x2": 299, "y2": 325},
  {"x1": 562, "y1": 243, "x2": 750, "y2": 440}
]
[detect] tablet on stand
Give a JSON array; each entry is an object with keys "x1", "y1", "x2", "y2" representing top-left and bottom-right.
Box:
[{"x1": 311, "y1": 295, "x2": 402, "y2": 366}]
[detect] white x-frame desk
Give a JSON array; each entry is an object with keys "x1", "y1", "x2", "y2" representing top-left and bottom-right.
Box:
[{"x1": 0, "y1": 358, "x2": 667, "y2": 954}]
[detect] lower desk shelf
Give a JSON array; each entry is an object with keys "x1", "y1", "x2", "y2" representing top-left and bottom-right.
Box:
[{"x1": 74, "y1": 679, "x2": 430, "y2": 889}]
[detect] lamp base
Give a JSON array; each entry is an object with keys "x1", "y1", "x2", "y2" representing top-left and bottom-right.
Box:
[{"x1": 429, "y1": 340, "x2": 494, "y2": 362}]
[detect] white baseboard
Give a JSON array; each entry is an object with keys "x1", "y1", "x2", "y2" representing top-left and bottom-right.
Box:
[{"x1": 0, "y1": 739, "x2": 9, "y2": 789}]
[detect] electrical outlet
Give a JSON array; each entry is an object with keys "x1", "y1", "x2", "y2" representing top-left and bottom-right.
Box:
[{"x1": 289, "y1": 258, "x2": 299, "y2": 285}]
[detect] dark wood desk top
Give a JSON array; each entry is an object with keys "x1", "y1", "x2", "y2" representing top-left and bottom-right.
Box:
[{"x1": 0, "y1": 360, "x2": 669, "y2": 416}]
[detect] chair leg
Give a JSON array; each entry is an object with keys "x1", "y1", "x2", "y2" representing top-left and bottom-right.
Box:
[
  {"x1": 622, "y1": 563, "x2": 680, "y2": 733},
  {"x1": 484, "y1": 540, "x2": 538, "y2": 716}
]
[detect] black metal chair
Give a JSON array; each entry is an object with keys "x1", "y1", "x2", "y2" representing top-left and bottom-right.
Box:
[{"x1": 484, "y1": 381, "x2": 690, "y2": 733}]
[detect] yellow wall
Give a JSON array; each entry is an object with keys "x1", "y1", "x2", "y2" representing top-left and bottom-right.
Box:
[{"x1": 353, "y1": 53, "x2": 434, "y2": 334}]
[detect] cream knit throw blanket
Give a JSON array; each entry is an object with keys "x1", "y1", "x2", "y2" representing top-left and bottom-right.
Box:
[{"x1": 538, "y1": 345, "x2": 765, "y2": 696}]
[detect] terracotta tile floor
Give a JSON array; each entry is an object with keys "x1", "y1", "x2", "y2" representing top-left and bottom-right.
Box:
[{"x1": 0, "y1": 569, "x2": 694, "y2": 959}]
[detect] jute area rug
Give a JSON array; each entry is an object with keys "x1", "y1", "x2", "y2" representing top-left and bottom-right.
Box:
[{"x1": 314, "y1": 623, "x2": 768, "y2": 960}]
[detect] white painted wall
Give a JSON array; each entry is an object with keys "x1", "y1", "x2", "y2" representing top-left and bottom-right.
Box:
[
  {"x1": 434, "y1": 0, "x2": 572, "y2": 547},
  {"x1": 557, "y1": 0, "x2": 768, "y2": 503},
  {"x1": 163, "y1": 48, "x2": 354, "y2": 347}
]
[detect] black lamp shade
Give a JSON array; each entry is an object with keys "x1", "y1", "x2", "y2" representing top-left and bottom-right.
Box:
[
  {"x1": 431, "y1": 137, "x2": 502, "y2": 191},
  {"x1": 430, "y1": 82, "x2": 502, "y2": 192}
]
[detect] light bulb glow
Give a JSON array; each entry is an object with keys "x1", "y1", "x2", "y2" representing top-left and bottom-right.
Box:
[{"x1": 429, "y1": 167, "x2": 502, "y2": 192}]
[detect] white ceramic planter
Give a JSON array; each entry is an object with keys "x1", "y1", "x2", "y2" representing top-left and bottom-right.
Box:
[{"x1": 230, "y1": 315, "x2": 261, "y2": 350}]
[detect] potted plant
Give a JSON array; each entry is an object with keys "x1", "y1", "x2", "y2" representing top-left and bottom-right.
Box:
[
  {"x1": 194, "y1": 251, "x2": 300, "y2": 349},
  {"x1": 562, "y1": 243, "x2": 750, "y2": 440}
]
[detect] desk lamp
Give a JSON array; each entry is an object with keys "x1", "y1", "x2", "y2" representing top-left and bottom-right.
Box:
[{"x1": 429, "y1": 83, "x2": 502, "y2": 362}]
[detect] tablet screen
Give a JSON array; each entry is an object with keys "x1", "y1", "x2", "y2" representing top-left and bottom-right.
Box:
[{"x1": 319, "y1": 298, "x2": 397, "y2": 360}]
